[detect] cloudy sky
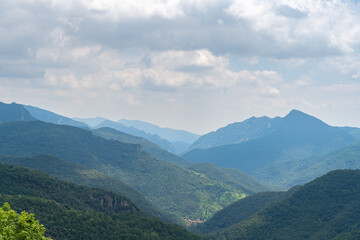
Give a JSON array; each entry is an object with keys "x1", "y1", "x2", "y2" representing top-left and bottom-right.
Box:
[{"x1": 1, "y1": 0, "x2": 360, "y2": 134}]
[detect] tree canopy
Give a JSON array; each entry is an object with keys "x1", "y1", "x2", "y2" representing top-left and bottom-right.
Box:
[{"x1": 0, "y1": 202, "x2": 51, "y2": 240}]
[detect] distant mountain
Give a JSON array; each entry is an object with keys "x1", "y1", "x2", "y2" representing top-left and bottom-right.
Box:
[
  {"x1": 93, "y1": 127, "x2": 191, "y2": 167},
  {"x1": 0, "y1": 121, "x2": 267, "y2": 222},
  {"x1": 0, "y1": 102, "x2": 36, "y2": 122},
  {"x1": 209, "y1": 170, "x2": 360, "y2": 240},
  {"x1": 0, "y1": 154, "x2": 171, "y2": 222},
  {"x1": 0, "y1": 162, "x2": 200, "y2": 240},
  {"x1": 118, "y1": 118, "x2": 199, "y2": 144},
  {"x1": 188, "y1": 115, "x2": 279, "y2": 151},
  {"x1": 24, "y1": 105, "x2": 89, "y2": 129},
  {"x1": 95, "y1": 120, "x2": 177, "y2": 153},
  {"x1": 256, "y1": 141, "x2": 360, "y2": 188},
  {"x1": 72, "y1": 117, "x2": 108, "y2": 128},
  {"x1": 183, "y1": 110, "x2": 356, "y2": 176}
]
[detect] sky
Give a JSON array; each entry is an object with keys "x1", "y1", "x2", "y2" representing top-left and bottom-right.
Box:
[{"x1": 1, "y1": 0, "x2": 360, "y2": 134}]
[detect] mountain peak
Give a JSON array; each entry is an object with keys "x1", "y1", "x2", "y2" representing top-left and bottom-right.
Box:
[{"x1": 286, "y1": 109, "x2": 307, "y2": 117}]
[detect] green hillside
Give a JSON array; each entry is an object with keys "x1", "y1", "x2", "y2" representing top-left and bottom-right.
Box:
[
  {"x1": 93, "y1": 127, "x2": 191, "y2": 167},
  {"x1": 0, "y1": 121, "x2": 262, "y2": 222},
  {"x1": 188, "y1": 162, "x2": 272, "y2": 194},
  {"x1": 209, "y1": 170, "x2": 360, "y2": 240},
  {"x1": 0, "y1": 163, "x2": 200, "y2": 240},
  {"x1": 193, "y1": 190, "x2": 293, "y2": 234},
  {"x1": 0, "y1": 155, "x2": 171, "y2": 222}
]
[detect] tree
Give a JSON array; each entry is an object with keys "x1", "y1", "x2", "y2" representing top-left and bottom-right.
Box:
[{"x1": 0, "y1": 202, "x2": 51, "y2": 239}]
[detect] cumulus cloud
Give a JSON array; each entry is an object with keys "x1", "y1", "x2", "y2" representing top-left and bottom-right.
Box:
[
  {"x1": 2, "y1": 0, "x2": 360, "y2": 60},
  {"x1": 34, "y1": 47, "x2": 282, "y2": 96},
  {"x1": 226, "y1": 0, "x2": 360, "y2": 56}
]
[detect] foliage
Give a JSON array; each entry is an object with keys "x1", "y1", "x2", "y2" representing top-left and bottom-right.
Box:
[
  {"x1": 209, "y1": 170, "x2": 360, "y2": 240},
  {"x1": 0, "y1": 155, "x2": 171, "y2": 222},
  {"x1": 0, "y1": 202, "x2": 51, "y2": 240},
  {"x1": 0, "y1": 163, "x2": 201, "y2": 240},
  {"x1": 0, "y1": 162, "x2": 139, "y2": 215}
]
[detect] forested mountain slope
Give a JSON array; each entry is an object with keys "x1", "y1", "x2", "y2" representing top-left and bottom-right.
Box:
[
  {"x1": 209, "y1": 170, "x2": 360, "y2": 240},
  {"x1": 0, "y1": 163, "x2": 200, "y2": 240},
  {"x1": 0, "y1": 155, "x2": 170, "y2": 222}
]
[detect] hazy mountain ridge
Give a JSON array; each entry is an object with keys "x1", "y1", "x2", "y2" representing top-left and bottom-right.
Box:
[
  {"x1": 118, "y1": 118, "x2": 200, "y2": 144},
  {"x1": 93, "y1": 127, "x2": 191, "y2": 167},
  {"x1": 94, "y1": 119, "x2": 177, "y2": 153},
  {"x1": 183, "y1": 110, "x2": 356, "y2": 177},
  {"x1": 0, "y1": 102, "x2": 36, "y2": 122},
  {"x1": 23, "y1": 105, "x2": 89, "y2": 129},
  {"x1": 72, "y1": 117, "x2": 108, "y2": 127},
  {"x1": 188, "y1": 116, "x2": 279, "y2": 151}
]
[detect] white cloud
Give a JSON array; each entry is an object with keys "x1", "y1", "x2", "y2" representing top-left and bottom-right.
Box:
[
  {"x1": 320, "y1": 55, "x2": 360, "y2": 79},
  {"x1": 226, "y1": 0, "x2": 360, "y2": 55}
]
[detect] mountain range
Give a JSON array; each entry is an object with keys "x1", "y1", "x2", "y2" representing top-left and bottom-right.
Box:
[
  {"x1": 0, "y1": 118, "x2": 268, "y2": 222},
  {"x1": 183, "y1": 110, "x2": 357, "y2": 187},
  {"x1": 118, "y1": 118, "x2": 199, "y2": 153}
]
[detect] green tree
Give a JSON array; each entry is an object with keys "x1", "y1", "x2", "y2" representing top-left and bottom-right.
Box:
[{"x1": 0, "y1": 202, "x2": 51, "y2": 240}]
